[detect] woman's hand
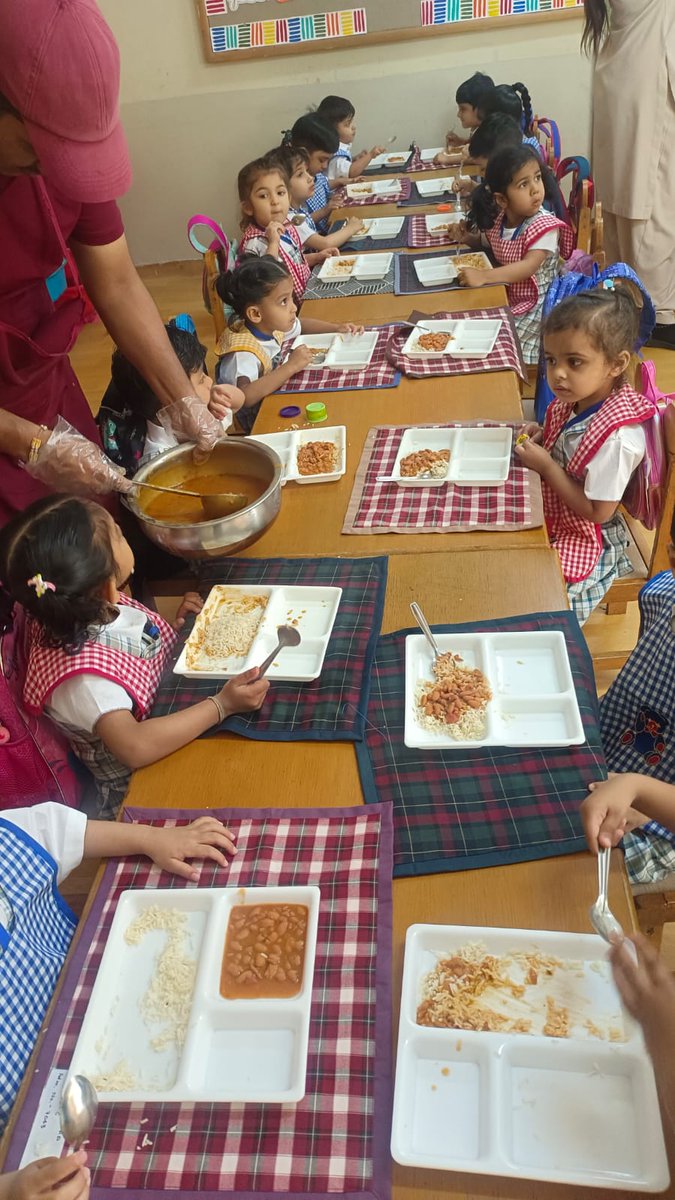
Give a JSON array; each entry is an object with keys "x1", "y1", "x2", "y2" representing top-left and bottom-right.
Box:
[
  {"x1": 208, "y1": 383, "x2": 244, "y2": 419},
  {"x1": 580, "y1": 773, "x2": 645, "y2": 853},
  {"x1": 337, "y1": 322, "x2": 365, "y2": 335},
  {"x1": 0, "y1": 1152, "x2": 90, "y2": 1200},
  {"x1": 457, "y1": 266, "x2": 488, "y2": 289},
  {"x1": 28, "y1": 418, "x2": 133, "y2": 497},
  {"x1": 141, "y1": 815, "x2": 237, "y2": 881},
  {"x1": 156, "y1": 397, "x2": 226, "y2": 465},
  {"x1": 514, "y1": 437, "x2": 552, "y2": 476},
  {"x1": 173, "y1": 591, "x2": 203, "y2": 632},
  {"x1": 217, "y1": 666, "x2": 270, "y2": 716}
]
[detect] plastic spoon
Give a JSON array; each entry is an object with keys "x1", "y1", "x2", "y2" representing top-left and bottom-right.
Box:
[
  {"x1": 59, "y1": 1075, "x2": 98, "y2": 1152},
  {"x1": 257, "y1": 624, "x2": 302, "y2": 677},
  {"x1": 410, "y1": 602, "x2": 441, "y2": 665}
]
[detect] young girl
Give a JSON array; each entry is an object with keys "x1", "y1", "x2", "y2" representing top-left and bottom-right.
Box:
[
  {"x1": 315, "y1": 95, "x2": 384, "y2": 182},
  {"x1": 515, "y1": 284, "x2": 655, "y2": 622},
  {"x1": 214, "y1": 257, "x2": 363, "y2": 434},
  {"x1": 237, "y1": 153, "x2": 313, "y2": 305},
  {"x1": 284, "y1": 114, "x2": 339, "y2": 233},
  {"x1": 455, "y1": 144, "x2": 574, "y2": 363},
  {"x1": 0, "y1": 497, "x2": 270, "y2": 816},
  {"x1": 480, "y1": 82, "x2": 541, "y2": 154},
  {"x1": 278, "y1": 146, "x2": 365, "y2": 252},
  {"x1": 463, "y1": 115, "x2": 568, "y2": 219},
  {"x1": 433, "y1": 70, "x2": 494, "y2": 166}
]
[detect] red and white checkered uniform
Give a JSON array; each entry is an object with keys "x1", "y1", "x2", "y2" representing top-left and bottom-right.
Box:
[
  {"x1": 23, "y1": 595, "x2": 177, "y2": 718},
  {"x1": 485, "y1": 211, "x2": 575, "y2": 315},
  {"x1": 238, "y1": 222, "x2": 310, "y2": 304},
  {"x1": 542, "y1": 383, "x2": 656, "y2": 583}
]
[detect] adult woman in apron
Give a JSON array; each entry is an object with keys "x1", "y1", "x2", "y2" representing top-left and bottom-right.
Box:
[{"x1": 583, "y1": 1, "x2": 675, "y2": 348}]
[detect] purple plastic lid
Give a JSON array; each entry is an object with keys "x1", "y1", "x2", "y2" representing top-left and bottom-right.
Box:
[{"x1": 279, "y1": 405, "x2": 301, "y2": 418}]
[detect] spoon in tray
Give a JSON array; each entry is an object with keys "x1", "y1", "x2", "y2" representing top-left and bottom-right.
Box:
[
  {"x1": 60, "y1": 1074, "x2": 98, "y2": 1152},
  {"x1": 410, "y1": 601, "x2": 441, "y2": 665},
  {"x1": 257, "y1": 624, "x2": 302, "y2": 677}
]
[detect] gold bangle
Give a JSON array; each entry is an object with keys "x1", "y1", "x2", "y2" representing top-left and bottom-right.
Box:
[
  {"x1": 27, "y1": 425, "x2": 50, "y2": 465},
  {"x1": 207, "y1": 694, "x2": 226, "y2": 724}
]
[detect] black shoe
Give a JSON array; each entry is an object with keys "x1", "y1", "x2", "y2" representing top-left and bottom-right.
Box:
[{"x1": 647, "y1": 323, "x2": 675, "y2": 350}]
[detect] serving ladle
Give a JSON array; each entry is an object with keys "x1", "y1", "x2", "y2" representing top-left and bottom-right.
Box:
[
  {"x1": 132, "y1": 479, "x2": 248, "y2": 520},
  {"x1": 257, "y1": 624, "x2": 302, "y2": 677},
  {"x1": 59, "y1": 1074, "x2": 98, "y2": 1152}
]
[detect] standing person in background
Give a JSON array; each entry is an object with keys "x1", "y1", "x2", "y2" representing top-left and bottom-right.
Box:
[{"x1": 584, "y1": 0, "x2": 675, "y2": 349}]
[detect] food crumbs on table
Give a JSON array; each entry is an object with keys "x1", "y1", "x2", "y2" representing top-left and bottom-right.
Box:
[
  {"x1": 140, "y1": 1118, "x2": 148, "y2": 1125},
  {"x1": 141, "y1": 1134, "x2": 153, "y2": 1149},
  {"x1": 170, "y1": 1124, "x2": 178, "y2": 1133}
]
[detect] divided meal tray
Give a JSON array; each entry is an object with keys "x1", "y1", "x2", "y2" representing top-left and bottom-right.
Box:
[
  {"x1": 350, "y1": 216, "x2": 405, "y2": 241},
  {"x1": 415, "y1": 176, "x2": 457, "y2": 197},
  {"x1": 317, "y1": 253, "x2": 392, "y2": 281},
  {"x1": 390, "y1": 426, "x2": 513, "y2": 488},
  {"x1": 68, "y1": 886, "x2": 321, "y2": 1104},
  {"x1": 425, "y1": 212, "x2": 465, "y2": 234},
  {"x1": 419, "y1": 147, "x2": 444, "y2": 161},
  {"x1": 174, "y1": 583, "x2": 342, "y2": 681},
  {"x1": 366, "y1": 150, "x2": 412, "y2": 169},
  {"x1": 404, "y1": 629, "x2": 585, "y2": 749},
  {"x1": 412, "y1": 252, "x2": 492, "y2": 287},
  {"x1": 401, "y1": 318, "x2": 502, "y2": 359},
  {"x1": 291, "y1": 331, "x2": 377, "y2": 369},
  {"x1": 391, "y1": 924, "x2": 669, "y2": 1192},
  {"x1": 249, "y1": 426, "x2": 346, "y2": 486},
  {"x1": 345, "y1": 178, "x2": 402, "y2": 199}
]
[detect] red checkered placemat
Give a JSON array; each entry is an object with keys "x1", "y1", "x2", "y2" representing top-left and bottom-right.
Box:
[
  {"x1": 387, "y1": 306, "x2": 527, "y2": 381},
  {"x1": 343, "y1": 422, "x2": 544, "y2": 534},
  {"x1": 277, "y1": 324, "x2": 401, "y2": 393},
  {"x1": 407, "y1": 213, "x2": 463, "y2": 248},
  {"x1": 334, "y1": 177, "x2": 412, "y2": 206},
  {"x1": 5, "y1": 805, "x2": 393, "y2": 1200}
]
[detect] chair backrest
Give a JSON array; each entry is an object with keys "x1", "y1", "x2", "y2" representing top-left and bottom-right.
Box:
[
  {"x1": 533, "y1": 117, "x2": 562, "y2": 171},
  {"x1": 186, "y1": 214, "x2": 235, "y2": 346}
]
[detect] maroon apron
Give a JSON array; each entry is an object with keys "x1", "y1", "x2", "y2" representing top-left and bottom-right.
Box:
[{"x1": 0, "y1": 177, "x2": 103, "y2": 525}]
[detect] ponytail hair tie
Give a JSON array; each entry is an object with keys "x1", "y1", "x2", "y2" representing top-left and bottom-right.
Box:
[
  {"x1": 602, "y1": 278, "x2": 615, "y2": 291},
  {"x1": 27, "y1": 573, "x2": 56, "y2": 598}
]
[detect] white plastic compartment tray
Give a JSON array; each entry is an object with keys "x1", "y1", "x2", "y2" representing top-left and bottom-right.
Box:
[
  {"x1": 401, "y1": 319, "x2": 502, "y2": 359},
  {"x1": 249, "y1": 426, "x2": 346, "y2": 486},
  {"x1": 425, "y1": 212, "x2": 465, "y2": 234},
  {"x1": 291, "y1": 331, "x2": 378, "y2": 369},
  {"x1": 415, "y1": 176, "x2": 456, "y2": 197},
  {"x1": 404, "y1": 629, "x2": 585, "y2": 748},
  {"x1": 391, "y1": 924, "x2": 669, "y2": 1192},
  {"x1": 174, "y1": 583, "x2": 342, "y2": 680},
  {"x1": 68, "y1": 885, "x2": 321, "y2": 1104},
  {"x1": 345, "y1": 178, "x2": 402, "y2": 199},
  {"x1": 419, "y1": 147, "x2": 444, "y2": 161},
  {"x1": 367, "y1": 150, "x2": 411, "y2": 169},
  {"x1": 412, "y1": 256, "x2": 458, "y2": 287},
  {"x1": 318, "y1": 253, "x2": 392, "y2": 281},
  {"x1": 350, "y1": 216, "x2": 405, "y2": 241},
  {"x1": 390, "y1": 426, "x2": 512, "y2": 488}
]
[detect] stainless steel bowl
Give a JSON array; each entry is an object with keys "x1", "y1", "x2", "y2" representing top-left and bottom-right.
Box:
[{"x1": 124, "y1": 439, "x2": 283, "y2": 559}]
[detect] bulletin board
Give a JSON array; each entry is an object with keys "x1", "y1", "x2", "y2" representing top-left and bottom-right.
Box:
[{"x1": 195, "y1": 0, "x2": 585, "y2": 61}]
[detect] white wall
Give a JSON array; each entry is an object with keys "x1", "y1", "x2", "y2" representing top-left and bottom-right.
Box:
[{"x1": 99, "y1": 1, "x2": 592, "y2": 265}]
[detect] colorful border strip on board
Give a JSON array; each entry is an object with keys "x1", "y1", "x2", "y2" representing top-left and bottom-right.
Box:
[
  {"x1": 209, "y1": 7, "x2": 367, "y2": 53},
  {"x1": 420, "y1": 0, "x2": 583, "y2": 23}
]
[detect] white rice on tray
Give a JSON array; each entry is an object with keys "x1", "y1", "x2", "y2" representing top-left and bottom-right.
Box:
[{"x1": 186, "y1": 587, "x2": 268, "y2": 670}]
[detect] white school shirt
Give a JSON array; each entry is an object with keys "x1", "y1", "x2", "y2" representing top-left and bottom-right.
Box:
[
  {"x1": 217, "y1": 317, "x2": 302, "y2": 388},
  {"x1": 500, "y1": 217, "x2": 558, "y2": 256},
  {"x1": 143, "y1": 412, "x2": 232, "y2": 462},
  {"x1": 46, "y1": 606, "x2": 150, "y2": 736},
  {"x1": 564, "y1": 420, "x2": 646, "y2": 502},
  {"x1": 327, "y1": 142, "x2": 352, "y2": 182},
  {"x1": 6, "y1": 804, "x2": 87, "y2": 884},
  {"x1": 288, "y1": 208, "x2": 317, "y2": 243}
]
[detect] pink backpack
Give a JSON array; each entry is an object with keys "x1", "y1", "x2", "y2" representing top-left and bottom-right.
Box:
[
  {"x1": 623, "y1": 360, "x2": 673, "y2": 531},
  {"x1": 0, "y1": 598, "x2": 83, "y2": 810}
]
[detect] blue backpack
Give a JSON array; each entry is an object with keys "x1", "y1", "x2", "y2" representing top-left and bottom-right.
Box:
[{"x1": 534, "y1": 263, "x2": 657, "y2": 423}]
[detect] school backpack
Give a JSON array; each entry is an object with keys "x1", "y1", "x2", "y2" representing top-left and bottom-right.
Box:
[
  {"x1": 0, "y1": 594, "x2": 83, "y2": 810},
  {"x1": 623, "y1": 359, "x2": 674, "y2": 530},
  {"x1": 533, "y1": 117, "x2": 562, "y2": 171},
  {"x1": 555, "y1": 156, "x2": 594, "y2": 231},
  {"x1": 187, "y1": 214, "x2": 238, "y2": 326},
  {"x1": 534, "y1": 262, "x2": 657, "y2": 423}
]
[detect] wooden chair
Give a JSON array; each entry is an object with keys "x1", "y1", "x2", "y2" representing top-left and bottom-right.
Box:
[
  {"x1": 593, "y1": 403, "x2": 675, "y2": 671},
  {"x1": 204, "y1": 248, "x2": 227, "y2": 344},
  {"x1": 633, "y1": 881, "x2": 675, "y2": 947}
]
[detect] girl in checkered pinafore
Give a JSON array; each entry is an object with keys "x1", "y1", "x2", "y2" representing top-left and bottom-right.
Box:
[
  {"x1": 0, "y1": 497, "x2": 270, "y2": 818},
  {"x1": 515, "y1": 283, "x2": 657, "y2": 623},
  {"x1": 459, "y1": 144, "x2": 574, "y2": 363},
  {"x1": 236, "y1": 153, "x2": 311, "y2": 306}
]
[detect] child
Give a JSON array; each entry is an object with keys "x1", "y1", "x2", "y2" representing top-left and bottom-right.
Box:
[
  {"x1": 0, "y1": 802, "x2": 237, "y2": 1152},
  {"x1": 514, "y1": 284, "x2": 654, "y2": 622},
  {"x1": 455, "y1": 144, "x2": 574, "y2": 363},
  {"x1": 214, "y1": 257, "x2": 363, "y2": 434},
  {"x1": 480, "y1": 82, "x2": 542, "y2": 155},
  {"x1": 277, "y1": 146, "x2": 365, "y2": 252},
  {"x1": 0, "y1": 497, "x2": 270, "y2": 817},
  {"x1": 315, "y1": 95, "x2": 385, "y2": 182},
  {"x1": 433, "y1": 70, "x2": 494, "y2": 166},
  {"x1": 284, "y1": 114, "x2": 339, "y2": 233},
  {"x1": 237, "y1": 153, "x2": 313, "y2": 305},
  {"x1": 464, "y1": 115, "x2": 568, "y2": 219},
  {"x1": 98, "y1": 321, "x2": 244, "y2": 477}
]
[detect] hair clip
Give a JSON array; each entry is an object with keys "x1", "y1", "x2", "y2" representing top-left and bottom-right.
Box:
[
  {"x1": 602, "y1": 278, "x2": 615, "y2": 291},
  {"x1": 27, "y1": 573, "x2": 56, "y2": 598}
]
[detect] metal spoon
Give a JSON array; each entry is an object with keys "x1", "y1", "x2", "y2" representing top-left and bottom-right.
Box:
[
  {"x1": 59, "y1": 1074, "x2": 98, "y2": 1151},
  {"x1": 257, "y1": 624, "x2": 302, "y2": 677},
  {"x1": 410, "y1": 601, "x2": 441, "y2": 665},
  {"x1": 397, "y1": 320, "x2": 435, "y2": 334},
  {"x1": 589, "y1": 847, "x2": 624, "y2": 943}
]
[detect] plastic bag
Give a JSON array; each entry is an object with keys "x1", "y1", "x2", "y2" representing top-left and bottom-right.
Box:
[{"x1": 28, "y1": 417, "x2": 133, "y2": 497}]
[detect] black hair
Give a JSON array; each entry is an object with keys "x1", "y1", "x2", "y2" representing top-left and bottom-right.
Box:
[
  {"x1": 0, "y1": 496, "x2": 119, "y2": 651},
  {"x1": 284, "y1": 113, "x2": 339, "y2": 156},
  {"x1": 480, "y1": 83, "x2": 534, "y2": 136},
  {"x1": 272, "y1": 144, "x2": 309, "y2": 180},
  {"x1": 543, "y1": 282, "x2": 642, "y2": 362},
  {"x1": 216, "y1": 256, "x2": 292, "y2": 319},
  {"x1": 455, "y1": 71, "x2": 494, "y2": 108},
  {"x1": 466, "y1": 143, "x2": 542, "y2": 232},
  {"x1": 582, "y1": 0, "x2": 610, "y2": 55},
  {"x1": 110, "y1": 325, "x2": 207, "y2": 423},
  {"x1": 316, "y1": 95, "x2": 355, "y2": 126},
  {"x1": 468, "y1": 113, "x2": 522, "y2": 160}
]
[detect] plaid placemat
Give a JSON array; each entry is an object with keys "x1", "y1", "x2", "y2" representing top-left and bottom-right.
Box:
[
  {"x1": 355, "y1": 612, "x2": 605, "y2": 876},
  {"x1": 277, "y1": 324, "x2": 401, "y2": 394},
  {"x1": 151, "y1": 556, "x2": 388, "y2": 740},
  {"x1": 387, "y1": 306, "x2": 527, "y2": 381},
  {"x1": 334, "y1": 177, "x2": 412, "y2": 207},
  {"x1": 5, "y1": 804, "x2": 393, "y2": 1200},
  {"x1": 340, "y1": 219, "x2": 409, "y2": 253},
  {"x1": 408, "y1": 144, "x2": 461, "y2": 173},
  {"x1": 407, "y1": 213, "x2": 463, "y2": 249},
  {"x1": 394, "y1": 250, "x2": 461, "y2": 296},
  {"x1": 302, "y1": 259, "x2": 395, "y2": 301},
  {"x1": 363, "y1": 148, "x2": 416, "y2": 175},
  {"x1": 342, "y1": 422, "x2": 543, "y2": 534}
]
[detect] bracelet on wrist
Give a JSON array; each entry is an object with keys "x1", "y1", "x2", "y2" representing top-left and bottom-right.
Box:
[
  {"x1": 207, "y1": 694, "x2": 226, "y2": 724},
  {"x1": 24, "y1": 425, "x2": 50, "y2": 466}
]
